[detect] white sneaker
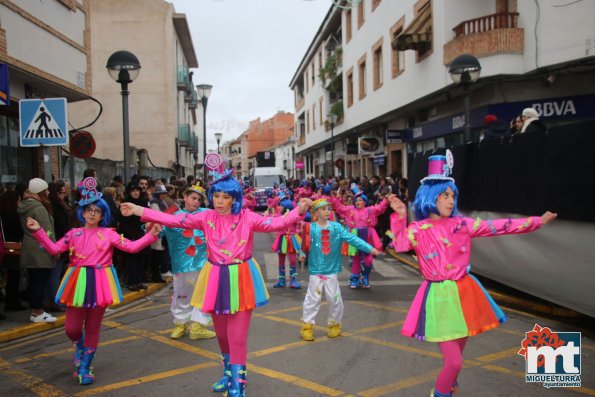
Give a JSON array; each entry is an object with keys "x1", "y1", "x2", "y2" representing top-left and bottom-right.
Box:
[
  {"x1": 30, "y1": 312, "x2": 57, "y2": 323},
  {"x1": 161, "y1": 271, "x2": 173, "y2": 278}
]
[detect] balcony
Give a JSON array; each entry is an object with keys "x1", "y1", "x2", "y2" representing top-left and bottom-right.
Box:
[
  {"x1": 178, "y1": 124, "x2": 191, "y2": 146},
  {"x1": 444, "y1": 12, "x2": 523, "y2": 64},
  {"x1": 187, "y1": 90, "x2": 198, "y2": 109},
  {"x1": 189, "y1": 133, "x2": 198, "y2": 153},
  {"x1": 298, "y1": 134, "x2": 306, "y2": 146}
]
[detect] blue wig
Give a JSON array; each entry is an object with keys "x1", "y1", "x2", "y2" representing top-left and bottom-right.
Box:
[
  {"x1": 278, "y1": 197, "x2": 294, "y2": 213},
  {"x1": 354, "y1": 193, "x2": 369, "y2": 206},
  {"x1": 208, "y1": 177, "x2": 243, "y2": 215},
  {"x1": 413, "y1": 180, "x2": 459, "y2": 221},
  {"x1": 77, "y1": 197, "x2": 112, "y2": 227}
]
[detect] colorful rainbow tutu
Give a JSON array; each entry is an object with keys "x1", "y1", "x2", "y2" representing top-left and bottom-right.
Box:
[
  {"x1": 271, "y1": 233, "x2": 302, "y2": 254},
  {"x1": 55, "y1": 265, "x2": 124, "y2": 308},
  {"x1": 191, "y1": 258, "x2": 269, "y2": 314},
  {"x1": 401, "y1": 274, "x2": 507, "y2": 342}
]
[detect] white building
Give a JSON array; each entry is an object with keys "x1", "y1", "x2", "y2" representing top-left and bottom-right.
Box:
[{"x1": 291, "y1": 0, "x2": 595, "y2": 179}]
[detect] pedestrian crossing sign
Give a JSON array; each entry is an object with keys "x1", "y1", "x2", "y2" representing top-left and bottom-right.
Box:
[{"x1": 19, "y1": 98, "x2": 68, "y2": 147}]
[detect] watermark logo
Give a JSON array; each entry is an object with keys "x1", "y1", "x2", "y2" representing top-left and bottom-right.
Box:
[{"x1": 518, "y1": 324, "x2": 581, "y2": 388}]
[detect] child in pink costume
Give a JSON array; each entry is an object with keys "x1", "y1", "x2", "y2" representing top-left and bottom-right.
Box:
[
  {"x1": 270, "y1": 197, "x2": 303, "y2": 289},
  {"x1": 388, "y1": 152, "x2": 557, "y2": 397},
  {"x1": 329, "y1": 187, "x2": 388, "y2": 288},
  {"x1": 121, "y1": 168, "x2": 311, "y2": 397},
  {"x1": 26, "y1": 177, "x2": 160, "y2": 386}
]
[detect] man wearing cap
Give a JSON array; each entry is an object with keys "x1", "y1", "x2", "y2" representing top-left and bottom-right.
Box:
[
  {"x1": 482, "y1": 114, "x2": 511, "y2": 140},
  {"x1": 161, "y1": 183, "x2": 216, "y2": 340},
  {"x1": 17, "y1": 178, "x2": 57, "y2": 323},
  {"x1": 520, "y1": 107, "x2": 547, "y2": 134}
]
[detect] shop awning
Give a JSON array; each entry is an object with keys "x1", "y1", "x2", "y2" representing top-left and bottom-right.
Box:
[{"x1": 392, "y1": 3, "x2": 432, "y2": 51}]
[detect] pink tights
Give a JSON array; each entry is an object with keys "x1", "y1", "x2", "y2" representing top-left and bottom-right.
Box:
[
  {"x1": 65, "y1": 306, "x2": 107, "y2": 349},
  {"x1": 278, "y1": 253, "x2": 296, "y2": 268},
  {"x1": 351, "y1": 253, "x2": 373, "y2": 274},
  {"x1": 212, "y1": 310, "x2": 252, "y2": 365},
  {"x1": 435, "y1": 337, "x2": 468, "y2": 394}
]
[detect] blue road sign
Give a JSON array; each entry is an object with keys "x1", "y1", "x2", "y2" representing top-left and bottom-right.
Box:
[{"x1": 19, "y1": 98, "x2": 68, "y2": 147}]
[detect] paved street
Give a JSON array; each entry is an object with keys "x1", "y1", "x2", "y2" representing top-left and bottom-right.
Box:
[{"x1": 0, "y1": 232, "x2": 593, "y2": 396}]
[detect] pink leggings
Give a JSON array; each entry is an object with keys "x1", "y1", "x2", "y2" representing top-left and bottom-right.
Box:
[
  {"x1": 435, "y1": 337, "x2": 468, "y2": 394},
  {"x1": 212, "y1": 310, "x2": 252, "y2": 365},
  {"x1": 278, "y1": 253, "x2": 296, "y2": 268},
  {"x1": 351, "y1": 253, "x2": 373, "y2": 274},
  {"x1": 65, "y1": 306, "x2": 107, "y2": 349}
]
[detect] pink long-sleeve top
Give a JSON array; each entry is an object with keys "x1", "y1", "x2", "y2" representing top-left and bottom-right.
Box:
[
  {"x1": 140, "y1": 207, "x2": 305, "y2": 265},
  {"x1": 390, "y1": 213, "x2": 542, "y2": 282},
  {"x1": 330, "y1": 197, "x2": 389, "y2": 229},
  {"x1": 32, "y1": 226, "x2": 158, "y2": 268}
]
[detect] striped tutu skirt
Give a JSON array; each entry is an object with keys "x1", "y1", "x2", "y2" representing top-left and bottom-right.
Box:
[
  {"x1": 271, "y1": 233, "x2": 302, "y2": 254},
  {"x1": 190, "y1": 258, "x2": 269, "y2": 315},
  {"x1": 341, "y1": 227, "x2": 382, "y2": 256},
  {"x1": 55, "y1": 265, "x2": 124, "y2": 308},
  {"x1": 401, "y1": 274, "x2": 507, "y2": 342}
]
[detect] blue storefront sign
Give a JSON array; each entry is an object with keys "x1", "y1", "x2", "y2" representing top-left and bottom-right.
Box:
[
  {"x1": 0, "y1": 64, "x2": 9, "y2": 106},
  {"x1": 408, "y1": 94, "x2": 595, "y2": 142}
]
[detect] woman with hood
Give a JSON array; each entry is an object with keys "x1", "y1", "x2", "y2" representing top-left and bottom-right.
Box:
[{"x1": 17, "y1": 178, "x2": 56, "y2": 323}]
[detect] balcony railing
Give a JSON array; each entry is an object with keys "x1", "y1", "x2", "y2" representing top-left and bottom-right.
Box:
[
  {"x1": 452, "y1": 12, "x2": 519, "y2": 38},
  {"x1": 178, "y1": 124, "x2": 191, "y2": 146},
  {"x1": 189, "y1": 133, "x2": 198, "y2": 153}
]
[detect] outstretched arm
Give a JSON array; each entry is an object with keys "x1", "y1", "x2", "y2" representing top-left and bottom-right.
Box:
[
  {"x1": 27, "y1": 218, "x2": 69, "y2": 256},
  {"x1": 252, "y1": 198, "x2": 311, "y2": 232},
  {"x1": 465, "y1": 211, "x2": 557, "y2": 238}
]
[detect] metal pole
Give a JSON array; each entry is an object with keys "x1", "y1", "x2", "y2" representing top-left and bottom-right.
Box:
[
  {"x1": 202, "y1": 98, "x2": 208, "y2": 181},
  {"x1": 43, "y1": 146, "x2": 52, "y2": 182},
  {"x1": 463, "y1": 83, "x2": 471, "y2": 143},
  {"x1": 331, "y1": 124, "x2": 335, "y2": 179},
  {"x1": 121, "y1": 81, "x2": 130, "y2": 185}
]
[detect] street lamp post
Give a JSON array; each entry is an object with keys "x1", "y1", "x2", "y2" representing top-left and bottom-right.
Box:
[
  {"x1": 215, "y1": 132, "x2": 223, "y2": 154},
  {"x1": 448, "y1": 54, "x2": 481, "y2": 143},
  {"x1": 106, "y1": 50, "x2": 141, "y2": 186},
  {"x1": 197, "y1": 84, "x2": 212, "y2": 181},
  {"x1": 328, "y1": 113, "x2": 338, "y2": 178}
]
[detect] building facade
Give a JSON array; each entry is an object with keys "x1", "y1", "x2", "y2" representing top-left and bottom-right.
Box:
[
  {"x1": 291, "y1": 0, "x2": 595, "y2": 180},
  {"x1": 0, "y1": 0, "x2": 91, "y2": 185}
]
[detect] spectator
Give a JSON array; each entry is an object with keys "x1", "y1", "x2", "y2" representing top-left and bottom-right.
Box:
[
  {"x1": 102, "y1": 187, "x2": 119, "y2": 228},
  {"x1": 48, "y1": 181, "x2": 72, "y2": 311},
  {"x1": 482, "y1": 114, "x2": 511, "y2": 140},
  {"x1": 1, "y1": 188, "x2": 25, "y2": 311},
  {"x1": 148, "y1": 184, "x2": 170, "y2": 282},
  {"x1": 17, "y1": 178, "x2": 57, "y2": 322},
  {"x1": 520, "y1": 107, "x2": 547, "y2": 134},
  {"x1": 186, "y1": 175, "x2": 195, "y2": 188},
  {"x1": 509, "y1": 115, "x2": 523, "y2": 135}
]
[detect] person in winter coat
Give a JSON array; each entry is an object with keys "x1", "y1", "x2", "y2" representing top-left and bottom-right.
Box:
[
  {"x1": 17, "y1": 178, "x2": 57, "y2": 323},
  {"x1": 482, "y1": 114, "x2": 511, "y2": 140},
  {"x1": 520, "y1": 107, "x2": 547, "y2": 134}
]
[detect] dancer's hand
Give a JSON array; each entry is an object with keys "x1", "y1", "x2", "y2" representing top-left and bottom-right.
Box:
[
  {"x1": 387, "y1": 194, "x2": 406, "y2": 218},
  {"x1": 541, "y1": 211, "x2": 557, "y2": 225},
  {"x1": 120, "y1": 202, "x2": 143, "y2": 217},
  {"x1": 370, "y1": 248, "x2": 381, "y2": 256},
  {"x1": 298, "y1": 198, "x2": 312, "y2": 215},
  {"x1": 25, "y1": 217, "x2": 41, "y2": 231},
  {"x1": 146, "y1": 222, "x2": 162, "y2": 236},
  {"x1": 298, "y1": 256, "x2": 306, "y2": 263}
]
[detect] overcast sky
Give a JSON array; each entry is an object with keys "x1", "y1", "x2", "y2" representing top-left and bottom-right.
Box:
[{"x1": 170, "y1": 0, "x2": 332, "y2": 151}]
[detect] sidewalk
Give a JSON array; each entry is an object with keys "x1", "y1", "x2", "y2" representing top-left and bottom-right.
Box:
[{"x1": 0, "y1": 281, "x2": 171, "y2": 344}]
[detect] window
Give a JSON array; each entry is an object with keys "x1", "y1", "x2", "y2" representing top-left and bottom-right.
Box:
[
  {"x1": 372, "y1": 0, "x2": 381, "y2": 11},
  {"x1": 319, "y1": 97, "x2": 324, "y2": 125},
  {"x1": 390, "y1": 17, "x2": 406, "y2": 79},
  {"x1": 318, "y1": 50, "x2": 323, "y2": 75},
  {"x1": 312, "y1": 104, "x2": 316, "y2": 131},
  {"x1": 372, "y1": 37, "x2": 384, "y2": 91},
  {"x1": 358, "y1": 54, "x2": 367, "y2": 100},
  {"x1": 305, "y1": 70, "x2": 309, "y2": 93},
  {"x1": 311, "y1": 63, "x2": 315, "y2": 86},
  {"x1": 346, "y1": 67, "x2": 354, "y2": 107},
  {"x1": 346, "y1": 9, "x2": 353, "y2": 42},
  {"x1": 306, "y1": 111, "x2": 310, "y2": 134},
  {"x1": 357, "y1": 0, "x2": 365, "y2": 29}
]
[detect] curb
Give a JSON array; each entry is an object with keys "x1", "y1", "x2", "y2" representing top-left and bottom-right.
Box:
[
  {"x1": 0, "y1": 281, "x2": 170, "y2": 344},
  {"x1": 385, "y1": 248, "x2": 579, "y2": 319}
]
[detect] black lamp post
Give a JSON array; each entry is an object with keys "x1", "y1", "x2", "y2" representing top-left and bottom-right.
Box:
[
  {"x1": 448, "y1": 54, "x2": 481, "y2": 143},
  {"x1": 328, "y1": 113, "x2": 338, "y2": 177},
  {"x1": 197, "y1": 84, "x2": 212, "y2": 181},
  {"x1": 106, "y1": 50, "x2": 141, "y2": 185},
  {"x1": 215, "y1": 132, "x2": 222, "y2": 154}
]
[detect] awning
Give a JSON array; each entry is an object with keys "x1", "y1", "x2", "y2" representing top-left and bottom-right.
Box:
[{"x1": 392, "y1": 3, "x2": 432, "y2": 51}]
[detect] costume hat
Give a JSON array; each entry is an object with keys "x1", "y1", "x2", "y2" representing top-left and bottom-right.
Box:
[
  {"x1": 420, "y1": 149, "x2": 455, "y2": 184},
  {"x1": 311, "y1": 198, "x2": 330, "y2": 211},
  {"x1": 78, "y1": 177, "x2": 103, "y2": 206}
]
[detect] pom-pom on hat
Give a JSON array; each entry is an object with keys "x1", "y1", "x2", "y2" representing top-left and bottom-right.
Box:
[
  {"x1": 78, "y1": 177, "x2": 103, "y2": 206},
  {"x1": 311, "y1": 198, "x2": 330, "y2": 211},
  {"x1": 483, "y1": 114, "x2": 497, "y2": 127},
  {"x1": 420, "y1": 149, "x2": 455, "y2": 184},
  {"x1": 28, "y1": 178, "x2": 48, "y2": 194}
]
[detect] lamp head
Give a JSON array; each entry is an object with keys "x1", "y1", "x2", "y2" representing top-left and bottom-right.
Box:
[
  {"x1": 328, "y1": 113, "x2": 338, "y2": 126},
  {"x1": 448, "y1": 54, "x2": 481, "y2": 85},
  {"x1": 214, "y1": 132, "x2": 223, "y2": 143},
  {"x1": 106, "y1": 50, "x2": 141, "y2": 84},
  {"x1": 196, "y1": 84, "x2": 213, "y2": 100}
]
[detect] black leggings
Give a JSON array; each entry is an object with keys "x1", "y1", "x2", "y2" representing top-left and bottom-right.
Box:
[{"x1": 27, "y1": 268, "x2": 52, "y2": 310}]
